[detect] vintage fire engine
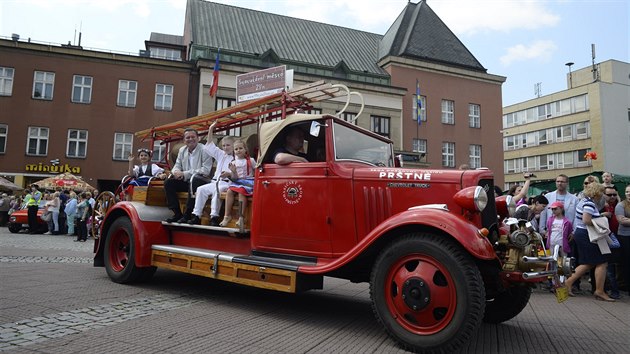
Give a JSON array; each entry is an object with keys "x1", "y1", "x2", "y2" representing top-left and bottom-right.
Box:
[{"x1": 93, "y1": 81, "x2": 572, "y2": 353}]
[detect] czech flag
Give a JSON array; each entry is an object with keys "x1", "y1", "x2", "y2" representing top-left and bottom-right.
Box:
[{"x1": 209, "y1": 49, "x2": 220, "y2": 97}]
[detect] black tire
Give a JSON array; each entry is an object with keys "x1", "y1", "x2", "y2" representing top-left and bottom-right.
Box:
[
  {"x1": 8, "y1": 223, "x2": 21, "y2": 233},
  {"x1": 104, "y1": 217, "x2": 156, "y2": 284},
  {"x1": 370, "y1": 233, "x2": 485, "y2": 353},
  {"x1": 483, "y1": 286, "x2": 532, "y2": 324}
]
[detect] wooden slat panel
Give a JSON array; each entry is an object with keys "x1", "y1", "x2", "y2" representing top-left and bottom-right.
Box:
[{"x1": 151, "y1": 250, "x2": 296, "y2": 293}]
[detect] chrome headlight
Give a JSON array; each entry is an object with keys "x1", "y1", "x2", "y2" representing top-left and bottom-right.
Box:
[{"x1": 454, "y1": 186, "x2": 488, "y2": 212}]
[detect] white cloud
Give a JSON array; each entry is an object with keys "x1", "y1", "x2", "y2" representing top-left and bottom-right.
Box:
[
  {"x1": 427, "y1": 0, "x2": 560, "y2": 35},
  {"x1": 500, "y1": 40, "x2": 558, "y2": 66}
]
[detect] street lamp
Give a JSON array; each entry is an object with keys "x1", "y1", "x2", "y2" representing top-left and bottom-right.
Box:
[{"x1": 565, "y1": 62, "x2": 574, "y2": 89}]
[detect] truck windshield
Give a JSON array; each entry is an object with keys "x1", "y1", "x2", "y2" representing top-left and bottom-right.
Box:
[{"x1": 333, "y1": 121, "x2": 393, "y2": 167}]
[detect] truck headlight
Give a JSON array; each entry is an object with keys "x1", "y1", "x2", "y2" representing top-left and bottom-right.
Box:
[{"x1": 454, "y1": 186, "x2": 487, "y2": 212}]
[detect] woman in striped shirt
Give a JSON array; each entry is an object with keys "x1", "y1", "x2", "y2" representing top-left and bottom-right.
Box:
[{"x1": 564, "y1": 182, "x2": 615, "y2": 302}]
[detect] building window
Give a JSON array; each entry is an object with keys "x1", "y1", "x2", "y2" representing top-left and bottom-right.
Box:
[
  {"x1": 469, "y1": 144, "x2": 481, "y2": 168},
  {"x1": 555, "y1": 125, "x2": 573, "y2": 142},
  {"x1": 155, "y1": 84, "x2": 173, "y2": 111},
  {"x1": 216, "y1": 97, "x2": 241, "y2": 136},
  {"x1": 27, "y1": 126, "x2": 49, "y2": 156},
  {"x1": 113, "y1": 133, "x2": 133, "y2": 160},
  {"x1": 538, "y1": 129, "x2": 550, "y2": 145},
  {"x1": 412, "y1": 95, "x2": 427, "y2": 123},
  {"x1": 0, "y1": 124, "x2": 7, "y2": 154},
  {"x1": 441, "y1": 100, "x2": 454, "y2": 124},
  {"x1": 338, "y1": 112, "x2": 357, "y2": 125},
  {"x1": 412, "y1": 138, "x2": 426, "y2": 154},
  {"x1": 32, "y1": 71, "x2": 55, "y2": 100},
  {"x1": 71, "y1": 75, "x2": 92, "y2": 103},
  {"x1": 149, "y1": 47, "x2": 182, "y2": 61},
  {"x1": 0, "y1": 67, "x2": 14, "y2": 96},
  {"x1": 118, "y1": 80, "x2": 137, "y2": 107},
  {"x1": 442, "y1": 142, "x2": 455, "y2": 167},
  {"x1": 576, "y1": 122, "x2": 589, "y2": 139},
  {"x1": 370, "y1": 115, "x2": 390, "y2": 138},
  {"x1": 305, "y1": 108, "x2": 322, "y2": 114},
  {"x1": 67, "y1": 129, "x2": 88, "y2": 158},
  {"x1": 152, "y1": 141, "x2": 166, "y2": 163},
  {"x1": 469, "y1": 104, "x2": 480, "y2": 128}
]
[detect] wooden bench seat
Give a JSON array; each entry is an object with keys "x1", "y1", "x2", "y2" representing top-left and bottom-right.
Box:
[{"x1": 129, "y1": 180, "x2": 253, "y2": 229}]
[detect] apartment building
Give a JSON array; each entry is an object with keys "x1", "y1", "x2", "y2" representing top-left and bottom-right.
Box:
[{"x1": 502, "y1": 59, "x2": 630, "y2": 190}]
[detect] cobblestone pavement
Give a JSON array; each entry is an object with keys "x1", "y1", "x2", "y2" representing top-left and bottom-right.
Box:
[{"x1": 1, "y1": 228, "x2": 629, "y2": 353}]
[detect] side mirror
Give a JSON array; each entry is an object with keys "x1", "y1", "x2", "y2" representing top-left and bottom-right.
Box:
[{"x1": 309, "y1": 121, "x2": 327, "y2": 137}]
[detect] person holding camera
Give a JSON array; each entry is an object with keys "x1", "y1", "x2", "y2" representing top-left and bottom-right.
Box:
[{"x1": 507, "y1": 172, "x2": 534, "y2": 206}]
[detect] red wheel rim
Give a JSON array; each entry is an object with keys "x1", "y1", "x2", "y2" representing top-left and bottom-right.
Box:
[
  {"x1": 108, "y1": 228, "x2": 130, "y2": 272},
  {"x1": 384, "y1": 254, "x2": 457, "y2": 335}
]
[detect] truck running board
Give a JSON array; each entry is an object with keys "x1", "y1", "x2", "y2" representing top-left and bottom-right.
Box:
[{"x1": 151, "y1": 245, "x2": 303, "y2": 293}]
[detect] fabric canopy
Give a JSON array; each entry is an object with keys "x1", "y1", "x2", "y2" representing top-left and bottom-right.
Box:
[
  {"x1": 0, "y1": 176, "x2": 23, "y2": 192},
  {"x1": 34, "y1": 172, "x2": 95, "y2": 192}
]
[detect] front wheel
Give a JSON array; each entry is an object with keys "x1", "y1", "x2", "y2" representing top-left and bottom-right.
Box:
[
  {"x1": 370, "y1": 233, "x2": 485, "y2": 353},
  {"x1": 104, "y1": 217, "x2": 156, "y2": 284},
  {"x1": 8, "y1": 223, "x2": 21, "y2": 233},
  {"x1": 483, "y1": 286, "x2": 531, "y2": 324}
]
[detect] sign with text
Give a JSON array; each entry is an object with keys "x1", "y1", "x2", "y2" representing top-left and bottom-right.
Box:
[{"x1": 236, "y1": 66, "x2": 286, "y2": 103}]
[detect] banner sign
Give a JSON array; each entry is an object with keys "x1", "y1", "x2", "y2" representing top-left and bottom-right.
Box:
[{"x1": 236, "y1": 66, "x2": 286, "y2": 103}]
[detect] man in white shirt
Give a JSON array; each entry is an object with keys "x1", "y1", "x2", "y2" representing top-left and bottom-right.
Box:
[
  {"x1": 164, "y1": 128, "x2": 213, "y2": 223},
  {"x1": 539, "y1": 174, "x2": 578, "y2": 236}
]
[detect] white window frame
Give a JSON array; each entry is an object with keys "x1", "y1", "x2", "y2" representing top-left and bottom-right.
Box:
[
  {"x1": 339, "y1": 112, "x2": 357, "y2": 125},
  {"x1": 0, "y1": 124, "x2": 7, "y2": 154},
  {"x1": 442, "y1": 142, "x2": 455, "y2": 167},
  {"x1": 468, "y1": 104, "x2": 480, "y2": 128},
  {"x1": 305, "y1": 108, "x2": 322, "y2": 114},
  {"x1": 216, "y1": 97, "x2": 241, "y2": 136},
  {"x1": 32, "y1": 71, "x2": 55, "y2": 100},
  {"x1": 441, "y1": 99, "x2": 454, "y2": 124},
  {"x1": 149, "y1": 47, "x2": 182, "y2": 61},
  {"x1": 152, "y1": 141, "x2": 166, "y2": 163},
  {"x1": 469, "y1": 144, "x2": 481, "y2": 168},
  {"x1": 0, "y1": 67, "x2": 14, "y2": 96},
  {"x1": 412, "y1": 138, "x2": 426, "y2": 154},
  {"x1": 576, "y1": 122, "x2": 589, "y2": 139},
  {"x1": 413, "y1": 95, "x2": 427, "y2": 123},
  {"x1": 155, "y1": 83, "x2": 173, "y2": 111},
  {"x1": 370, "y1": 115, "x2": 390, "y2": 138},
  {"x1": 71, "y1": 75, "x2": 92, "y2": 103},
  {"x1": 118, "y1": 80, "x2": 137, "y2": 107},
  {"x1": 67, "y1": 129, "x2": 88, "y2": 158},
  {"x1": 113, "y1": 133, "x2": 133, "y2": 161},
  {"x1": 27, "y1": 126, "x2": 49, "y2": 156}
]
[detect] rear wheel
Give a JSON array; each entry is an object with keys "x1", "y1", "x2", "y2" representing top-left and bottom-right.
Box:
[
  {"x1": 370, "y1": 233, "x2": 485, "y2": 353},
  {"x1": 483, "y1": 286, "x2": 532, "y2": 324},
  {"x1": 104, "y1": 217, "x2": 155, "y2": 284}
]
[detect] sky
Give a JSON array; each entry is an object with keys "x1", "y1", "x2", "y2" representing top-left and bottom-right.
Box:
[{"x1": 1, "y1": 0, "x2": 628, "y2": 106}]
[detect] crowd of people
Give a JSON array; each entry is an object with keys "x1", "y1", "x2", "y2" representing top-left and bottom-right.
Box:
[
  {"x1": 508, "y1": 172, "x2": 630, "y2": 301},
  {"x1": 1, "y1": 183, "x2": 98, "y2": 242}
]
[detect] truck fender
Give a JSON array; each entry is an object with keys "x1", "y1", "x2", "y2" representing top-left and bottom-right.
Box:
[
  {"x1": 95, "y1": 202, "x2": 170, "y2": 268},
  {"x1": 300, "y1": 207, "x2": 496, "y2": 274}
]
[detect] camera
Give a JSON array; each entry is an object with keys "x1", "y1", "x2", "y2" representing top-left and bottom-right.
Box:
[{"x1": 524, "y1": 173, "x2": 536, "y2": 178}]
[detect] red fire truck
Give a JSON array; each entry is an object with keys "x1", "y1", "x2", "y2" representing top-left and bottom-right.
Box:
[{"x1": 93, "y1": 81, "x2": 572, "y2": 353}]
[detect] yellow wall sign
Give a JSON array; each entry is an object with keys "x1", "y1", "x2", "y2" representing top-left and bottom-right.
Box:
[{"x1": 25, "y1": 163, "x2": 81, "y2": 174}]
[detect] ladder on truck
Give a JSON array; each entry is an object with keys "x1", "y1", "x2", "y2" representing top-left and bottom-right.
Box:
[{"x1": 135, "y1": 80, "x2": 350, "y2": 149}]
